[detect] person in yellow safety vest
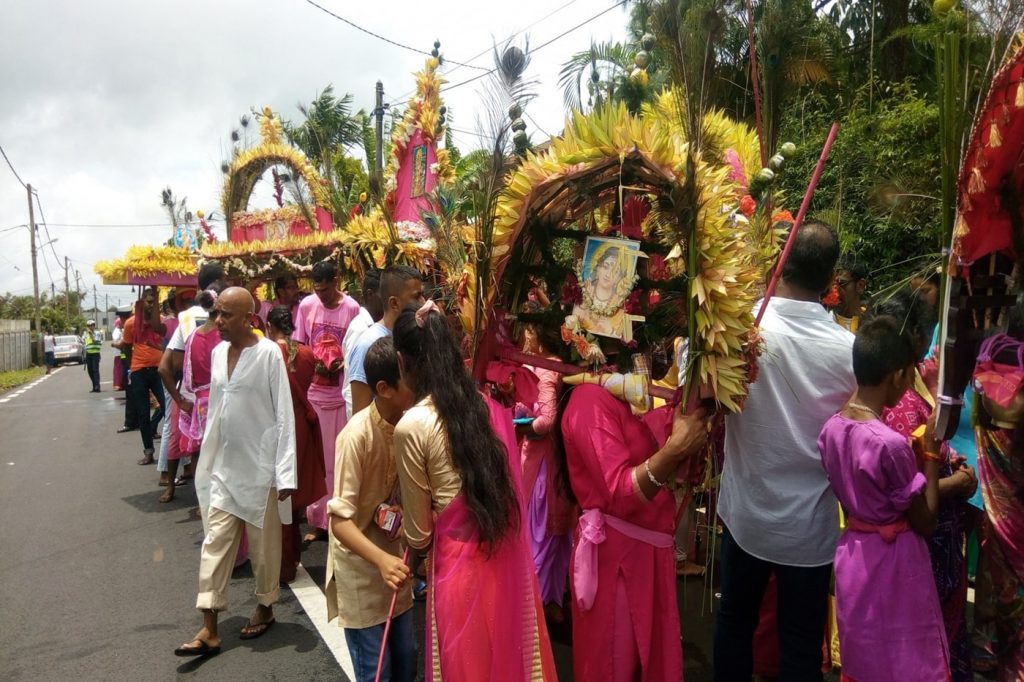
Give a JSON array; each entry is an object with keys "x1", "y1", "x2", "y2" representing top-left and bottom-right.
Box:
[{"x1": 83, "y1": 320, "x2": 102, "y2": 393}]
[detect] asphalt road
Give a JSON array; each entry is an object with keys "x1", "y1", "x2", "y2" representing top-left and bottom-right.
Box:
[
  {"x1": 0, "y1": 354, "x2": 721, "y2": 681},
  {"x1": 0, "y1": 356, "x2": 342, "y2": 681}
]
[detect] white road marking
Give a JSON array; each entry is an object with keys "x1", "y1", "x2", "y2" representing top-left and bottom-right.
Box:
[
  {"x1": 1, "y1": 367, "x2": 66, "y2": 404},
  {"x1": 289, "y1": 563, "x2": 355, "y2": 680}
]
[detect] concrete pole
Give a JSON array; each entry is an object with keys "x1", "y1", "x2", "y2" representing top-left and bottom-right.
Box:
[
  {"x1": 27, "y1": 184, "x2": 43, "y2": 363},
  {"x1": 374, "y1": 80, "x2": 384, "y2": 179},
  {"x1": 64, "y1": 256, "x2": 70, "y2": 319}
]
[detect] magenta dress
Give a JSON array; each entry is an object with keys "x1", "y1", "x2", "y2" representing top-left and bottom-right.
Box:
[
  {"x1": 561, "y1": 384, "x2": 681, "y2": 682},
  {"x1": 520, "y1": 366, "x2": 574, "y2": 605},
  {"x1": 818, "y1": 414, "x2": 949, "y2": 682}
]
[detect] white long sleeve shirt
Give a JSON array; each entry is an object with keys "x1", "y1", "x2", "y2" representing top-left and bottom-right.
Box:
[
  {"x1": 720, "y1": 297, "x2": 856, "y2": 567},
  {"x1": 195, "y1": 337, "x2": 297, "y2": 529}
]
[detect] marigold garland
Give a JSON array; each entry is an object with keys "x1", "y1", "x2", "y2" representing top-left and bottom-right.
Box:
[{"x1": 94, "y1": 246, "x2": 197, "y2": 284}]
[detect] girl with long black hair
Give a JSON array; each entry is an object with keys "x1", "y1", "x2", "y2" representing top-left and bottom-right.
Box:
[{"x1": 391, "y1": 301, "x2": 556, "y2": 681}]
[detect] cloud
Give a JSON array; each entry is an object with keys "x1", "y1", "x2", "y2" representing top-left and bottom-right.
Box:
[{"x1": 0, "y1": 0, "x2": 626, "y2": 304}]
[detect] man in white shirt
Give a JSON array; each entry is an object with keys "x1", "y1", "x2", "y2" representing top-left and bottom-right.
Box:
[
  {"x1": 341, "y1": 269, "x2": 382, "y2": 418},
  {"x1": 43, "y1": 330, "x2": 55, "y2": 374},
  {"x1": 174, "y1": 287, "x2": 297, "y2": 657},
  {"x1": 714, "y1": 220, "x2": 855, "y2": 681}
]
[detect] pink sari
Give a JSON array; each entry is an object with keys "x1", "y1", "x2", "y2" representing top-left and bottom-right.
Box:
[
  {"x1": 178, "y1": 327, "x2": 220, "y2": 454},
  {"x1": 421, "y1": 395, "x2": 556, "y2": 681},
  {"x1": 426, "y1": 494, "x2": 556, "y2": 681}
]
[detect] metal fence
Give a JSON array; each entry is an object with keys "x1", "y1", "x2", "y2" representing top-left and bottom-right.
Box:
[{"x1": 0, "y1": 320, "x2": 32, "y2": 372}]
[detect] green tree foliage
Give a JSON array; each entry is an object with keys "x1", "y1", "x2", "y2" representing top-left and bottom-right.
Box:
[
  {"x1": 0, "y1": 291, "x2": 87, "y2": 332},
  {"x1": 776, "y1": 82, "x2": 942, "y2": 289},
  {"x1": 282, "y1": 85, "x2": 370, "y2": 227}
]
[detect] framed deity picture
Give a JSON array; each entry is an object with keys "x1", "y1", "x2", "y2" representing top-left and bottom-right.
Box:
[
  {"x1": 572, "y1": 236, "x2": 643, "y2": 340},
  {"x1": 411, "y1": 144, "x2": 428, "y2": 197}
]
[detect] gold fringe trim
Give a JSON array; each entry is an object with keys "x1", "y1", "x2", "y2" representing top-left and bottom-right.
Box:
[
  {"x1": 969, "y1": 167, "x2": 986, "y2": 194},
  {"x1": 1016, "y1": 81, "x2": 1024, "y2": 108},
  {"x1": 990, "y1": 120, "x2": 1003, "y2": 148}
]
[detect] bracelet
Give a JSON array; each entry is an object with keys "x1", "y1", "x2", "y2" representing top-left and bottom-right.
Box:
[
  {"x1": 922, "y1": 451, "x2": 945, "y2": 463},
  {"x1": 644, "y1": 459, "x2": 667, "y2": 488}
]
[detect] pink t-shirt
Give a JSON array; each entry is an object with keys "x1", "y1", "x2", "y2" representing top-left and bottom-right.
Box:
[{"x1": 292, "y1": 293, "x2": 361, "y2": 405}]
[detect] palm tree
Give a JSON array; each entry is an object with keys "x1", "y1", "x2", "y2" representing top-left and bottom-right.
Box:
[{"x1": 284, "y1": 85, "x2": 362, "y2": 167}]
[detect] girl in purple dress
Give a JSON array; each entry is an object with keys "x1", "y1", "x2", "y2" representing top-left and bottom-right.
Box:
[{"x1": 818, "y1": 315, "x2": 948, "y2": 682}]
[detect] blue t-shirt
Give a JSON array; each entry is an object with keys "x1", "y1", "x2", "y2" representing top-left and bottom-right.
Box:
[{"x1": 346, "y1": 323, "x2": 392, "y2": 385}]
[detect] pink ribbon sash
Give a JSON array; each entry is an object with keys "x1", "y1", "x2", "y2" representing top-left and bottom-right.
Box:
[
  {"x1": 846, "y1": 516, "x2": 911, "y2": 544},
  {"x1": 573, "y1": 508, "x2": 673, "y2": 611}
]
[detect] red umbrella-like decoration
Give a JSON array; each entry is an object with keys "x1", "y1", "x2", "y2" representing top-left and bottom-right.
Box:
[
  {"x1": 937, "y1": 37, "x2": 1024, "y2": 438},
  {"x1": 952, "y1": 39, "x2": 1024, "y2": 266}
]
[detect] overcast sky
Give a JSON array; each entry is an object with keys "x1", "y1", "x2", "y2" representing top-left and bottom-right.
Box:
[{"x1": 0, "y1": 0, "x2": 627, "y2": 307}]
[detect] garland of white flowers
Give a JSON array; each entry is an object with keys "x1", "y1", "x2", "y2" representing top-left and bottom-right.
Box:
[{"x1": 212, "y1": 246, "x2": 345, "y2": 280}]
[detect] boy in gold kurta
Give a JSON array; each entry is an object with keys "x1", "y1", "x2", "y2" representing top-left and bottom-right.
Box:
[{"x1": 327, "y1": 337, "x2": 417, "y2": 682}]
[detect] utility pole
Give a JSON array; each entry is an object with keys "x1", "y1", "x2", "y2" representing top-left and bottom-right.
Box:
[
  {"x1": 93, "y1": 284, "x2": 98, "y2": 319},
  {"x1": 27, "y1": 184, "x2": 42, "y2": 363},
  {"x1": 75, "y1": 271, "x2": 83, "y2": 318},
  {"x1": 64, "y1": 256, "x2": 70, "y2": 319},
  {"x1": 374, "y1": 80, "x2": 384, "y2": 180}
]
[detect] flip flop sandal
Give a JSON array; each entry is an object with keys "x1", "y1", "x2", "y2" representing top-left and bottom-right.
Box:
[
  {"x1": 239, "y1": 619, "x2": 275, "y2": 640},
  {"x1": 174, "y1": 640, "x2": 221, "y2": 657},
  {"x1": 137, "y1": 457, "x2": 155, "y2": 466}
]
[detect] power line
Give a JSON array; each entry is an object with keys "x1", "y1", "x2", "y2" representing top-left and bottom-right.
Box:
[
  {"x1": 0, "y1": 143, "x2": 28, "y2": 189},
  {"x1": 443, "y1": 1, "x2": 626, "y2": 93},
  {"x1": 526, "y1": 111, "x2": 552, "y2": 138},
  {"x1": 445, "y1": 0, "x2": 584, "y2": 77},
  {"x1": 36, "y1": 226, "x2": 55, "y2": 288},
  {"x1": 299, "y1": 0, "x2": 489, "y2": 70},
  {"x1": 390, "y1": 0, "x2": 586, "y2": 104},
  {"x1": 33, "y1": 193, "x2": 61, "y2": 265}
]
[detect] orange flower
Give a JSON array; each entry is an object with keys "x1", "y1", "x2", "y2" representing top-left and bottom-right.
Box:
[
  {"x1": 739, "y1": 195, "x2": 757, "y2": 218},
  {"x1": 772, "y1": 210, "x2": 795, "y2": 224},
  {"x1": 561, "y1": 325, "x2": 575, "y2": 345},
  {"x1": 574, "y1": 336, "x2": 591, "y2": 356}
]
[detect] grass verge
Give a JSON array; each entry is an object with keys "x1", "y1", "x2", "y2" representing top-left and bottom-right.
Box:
[{"x1": 0, "y1": 366, "x2": 45, "y2": 393}]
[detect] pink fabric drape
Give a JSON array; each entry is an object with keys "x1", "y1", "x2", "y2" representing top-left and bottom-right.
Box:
[
  {"x1": 561, "y1": 384, "x2": 683, "y2": 682},
  {"x1": 425, "y1": 494, "x2": 556, "y2": 681},
  {"x1": 178, "y1": 327, "x2": 220, "y2": 454},
  {"x1": 305, "y1": 399, "x2": 346, "y2": 531}
]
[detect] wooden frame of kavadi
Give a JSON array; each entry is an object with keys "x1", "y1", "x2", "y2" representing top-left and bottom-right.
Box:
[{"x1": 465, "y1": 96, "x2": 768, "y2": 415}]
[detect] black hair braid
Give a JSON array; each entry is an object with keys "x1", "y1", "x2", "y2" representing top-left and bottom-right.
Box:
[
  {"x1": 267, "y1": 305, "x2": 295, "y2": 335},
  {"x1": 197, "y1": 281, "x2": 226, "y2": 312},
  {"x1": 393, "y1": 306, "x2": 521, "y2": 548}
]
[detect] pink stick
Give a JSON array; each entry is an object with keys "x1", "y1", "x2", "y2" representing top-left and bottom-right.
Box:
[
  {"x1": 374, "y1": 547, "x2": 411, "y2": 682},
  {"x1": 755, "y1": 122, "x2": 840, "y2": 326}
]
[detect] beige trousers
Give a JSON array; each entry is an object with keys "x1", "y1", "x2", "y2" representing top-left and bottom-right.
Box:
[{"x1": 196, "y1": 488, "x2": 282, "y2": 612}]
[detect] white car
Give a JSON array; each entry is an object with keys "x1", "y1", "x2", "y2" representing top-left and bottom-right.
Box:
[{"x1": 53, "y1": 335, "x2": 85, "y2": 364}]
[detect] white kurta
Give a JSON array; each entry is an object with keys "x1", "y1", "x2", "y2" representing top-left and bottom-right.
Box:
[{"x1": 195, "y1": 336, "x2": 297, "y2": 529}]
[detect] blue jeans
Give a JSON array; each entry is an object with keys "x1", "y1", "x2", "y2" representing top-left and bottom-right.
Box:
[
  {"x1": 713, "y1": 526, "x2": 832, "y2": 682},
  {"x1": 344, "y1": 609, "x2": 416, "y2": 682}
]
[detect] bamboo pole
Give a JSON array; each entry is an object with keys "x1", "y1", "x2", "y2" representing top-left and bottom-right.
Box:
[{"x1": 755, "y1": 122, "x2": 840, "y2": 326}]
